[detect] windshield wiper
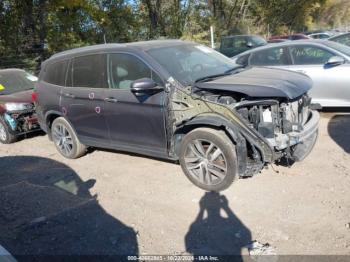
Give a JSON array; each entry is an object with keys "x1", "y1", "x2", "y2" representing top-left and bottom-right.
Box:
[
  {"x1": 194, "y1": 65, "x2": 244, "y2": 83},
  {"x1": 194, "y1": 73, "x2": 231, "y2": 83}
]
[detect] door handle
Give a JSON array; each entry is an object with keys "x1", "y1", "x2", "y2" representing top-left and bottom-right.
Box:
[
  {"x1": 104, "y1": 97, "x2": 118, "y2": 103},
  {"x1": 63, "y1": 93, "x2": 75, "y2": 98},
  {"x1": 296, "y1": 70, "x2": 306, "y2": 74}
]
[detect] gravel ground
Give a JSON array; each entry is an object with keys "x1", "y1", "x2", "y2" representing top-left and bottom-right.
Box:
[{"x1": 0, "y1": 112, "x2": 349, "y2": 258}]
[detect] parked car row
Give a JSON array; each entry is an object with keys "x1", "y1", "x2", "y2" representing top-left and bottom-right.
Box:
[{"x1": 218, "y1": 31, "x2": 350, "y2": 58}]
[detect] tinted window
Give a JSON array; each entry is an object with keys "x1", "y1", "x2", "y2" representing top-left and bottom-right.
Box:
[
  {"x1": 108, "y1": 53, "x2": 160, "y2": 89},
  {"x1": 250, "y1": 47, "x2": 290, "y2": 66},
  {"x1": 222, "y1": 36, "x2": 247, "y2": 49},
  {"x1": 71, "y1": 54, "x2": 107, "y2": 88},
  {"x1": 290, "y1": 45, "x2": 334, "y2": 65},
  {"x1": 250, "y1": 36, "x2": 267, "y2": 46},
  {"x1": 43, "y1": 60, "x2": 68, "y2": 86}
]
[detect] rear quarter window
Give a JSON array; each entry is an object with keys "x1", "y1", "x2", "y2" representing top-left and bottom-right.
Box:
[{"x1": 43, "y1": 60, "x2": 68, "y2": 86}]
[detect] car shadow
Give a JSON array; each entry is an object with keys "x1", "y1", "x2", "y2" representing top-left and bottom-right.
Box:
[
  {"x1": 328, "y1": 114, "x2": 350, "y2": 154},
  {"x1": 185, "y1": 192, "x2": 251, "y2": 260},
  {"x1": 0, "y1": 156, "x2": 138, "y2": 259}
]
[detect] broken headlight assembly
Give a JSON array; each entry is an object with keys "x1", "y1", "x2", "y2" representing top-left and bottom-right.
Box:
[{"x1": 5, "y1": 102, "x2": 33, "y2": 112}]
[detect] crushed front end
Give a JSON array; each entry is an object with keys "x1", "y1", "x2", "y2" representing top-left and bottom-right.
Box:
[
  {"x1": 1, "y1": 103, "x2": 40, "y2": 135},
  {"x1": 234, "y1": 94, "x2": 319, "y2": 163}
]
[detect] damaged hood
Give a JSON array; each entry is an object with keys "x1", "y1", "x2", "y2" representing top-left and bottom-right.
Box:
[
  {"x1": 0, "y1": 90, "x2": 33, "y2": 103},
  {"x1": 194, "y1": 67, "x2": 313, "y2": 99}
]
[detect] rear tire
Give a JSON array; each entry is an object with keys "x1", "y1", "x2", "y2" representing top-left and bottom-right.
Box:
[
  {"x1": 179, "y1": 128, "x2": 238, "y2": 191},
  {"x1": 0, "y1": 117, "x2": 17, "y2": 144},
  {"x1": 51, "y1": 117, "x2": 86, "y2": 159}
]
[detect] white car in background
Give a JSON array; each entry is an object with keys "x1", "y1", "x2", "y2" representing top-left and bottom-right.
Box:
[{"x1": 232, "y1": 40, "x2": 350, "y2": 107}]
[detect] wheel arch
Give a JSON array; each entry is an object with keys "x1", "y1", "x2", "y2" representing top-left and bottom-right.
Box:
[
  {"x1": 44, "y1": 111, "x2": 78, "y2": 141},
  {"x1": 173, "y1": 115, "x2": 249, "y2": 176}
]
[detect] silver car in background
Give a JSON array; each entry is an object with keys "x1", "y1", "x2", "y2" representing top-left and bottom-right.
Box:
[{"x1": 232, "y1": 40, "x2": 350, "y2": 107}]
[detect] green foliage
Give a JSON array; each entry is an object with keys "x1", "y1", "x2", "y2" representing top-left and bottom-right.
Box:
[{"x1": 0, "y1": 0, "x2": 349, "y2": 72}]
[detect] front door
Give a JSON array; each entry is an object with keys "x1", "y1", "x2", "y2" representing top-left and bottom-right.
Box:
[
  {"x1": 103, "y1": 53, "x2": 167, "y2": 156},
  {"x1": 60, "y1": 54, "x2": 109, "y2": 145}
]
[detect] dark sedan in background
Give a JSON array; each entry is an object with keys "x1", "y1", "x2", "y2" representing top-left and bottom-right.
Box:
[
  {"x1": 218, "y1": 35, "x2": 267, "y2": 57},
  {"x1": 232, "y1": 40, "x2": 350, "y2": 107},
  {"x1": 0, "y1": 69, "x2": 40, "y2": 143}
]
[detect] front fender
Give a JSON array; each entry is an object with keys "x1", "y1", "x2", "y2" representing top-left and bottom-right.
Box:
[{"x1": 175, "y1": 113, "x2": 274, "y2": 169}]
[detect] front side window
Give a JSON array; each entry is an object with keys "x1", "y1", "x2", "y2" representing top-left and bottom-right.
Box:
[
  {"x1": 290, "y1": 45, "x2": 334, "y2": 65},
  {"x1": 43, "y1": 60, "x2": 68, "y2": 86},
  {"x1": 250, "y1": 47, "x2": 290, "y2": 66},
  {"x1": 108, "y1": 53, "x2": 162, "y2": 89},
  {"x1": 71, "y1": 54, "x2": 108, "y2": 88}
]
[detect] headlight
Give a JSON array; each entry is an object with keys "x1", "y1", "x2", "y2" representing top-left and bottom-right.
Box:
[{"x1": 5, "y1": 103, "x2": 33, "y2": 111}]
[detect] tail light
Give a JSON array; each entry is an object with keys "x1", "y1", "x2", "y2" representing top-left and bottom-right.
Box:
[{"x1": 31, "y1": 91, "x2": 38, "y2": 103}]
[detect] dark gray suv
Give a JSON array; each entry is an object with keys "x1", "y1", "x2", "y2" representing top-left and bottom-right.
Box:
[{"x1": 35, "y1": 40, "x2": 319, "y2": 191}]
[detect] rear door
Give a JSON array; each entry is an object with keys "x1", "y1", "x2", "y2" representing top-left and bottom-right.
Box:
[
  {"x1": 103, "y1": 52, "x2": 167, "y2": 156},
  {"x1": 287, "y1": 44, "x2": 350, "y2": 106},
  {"x1": 60, "y1": 54, "x2": 110, "y2": 145}
]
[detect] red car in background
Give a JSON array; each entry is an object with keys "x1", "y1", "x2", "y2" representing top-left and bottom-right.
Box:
[{"x1": 0, "y1": 69, "x2": 40, "y2": 143}]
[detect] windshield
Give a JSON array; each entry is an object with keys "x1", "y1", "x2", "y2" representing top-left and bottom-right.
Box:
[
  {"x1": 0, "y1": 70, "x2": 36, "y2": 95},
  {"x1": 250, "y1": 36, "x2": 267, "y2": 46},
  {"x1": 147, "y1": 44, "x2": 238, "y2": 86},
  {"x1": 322, "y1": 41, "x2": 350, "y2": 57}
]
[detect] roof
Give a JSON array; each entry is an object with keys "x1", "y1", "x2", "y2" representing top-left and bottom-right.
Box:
[{"x1": 49, "y1": 39, "x2": 191, "y2": 60}]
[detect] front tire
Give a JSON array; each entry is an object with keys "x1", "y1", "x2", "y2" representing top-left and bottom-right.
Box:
[
  {"x1": 179, "y1": 128, "x2": 238, "y2": 191},
  {"x1": 51, "y1": 117, "x2": 87, "y2": 159},
  {"x1": 0, "y1": 117, "x2": 17, "y2": 144}
]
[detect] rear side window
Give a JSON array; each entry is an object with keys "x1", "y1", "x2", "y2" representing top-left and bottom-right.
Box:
[
  {"x1": 43, "y1": 60, "x2": 68, "y2": 86},
  {"x1": 250, "y1": 47, "x2": 290, "y2": 66},
  {"x1": 290, "y1": 45, "x2": 334, "y2": 65},
  {"x1": 70, "y1": 54, "x2": 108, "y2": 88}
]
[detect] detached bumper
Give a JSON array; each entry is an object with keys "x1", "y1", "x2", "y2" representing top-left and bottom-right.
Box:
[
  {"x1": 269, "y1": 110, "x2": 320, "y2": 151},
  {"x1": 288, "y1": 110, "x2": 320, "y2": 146}
]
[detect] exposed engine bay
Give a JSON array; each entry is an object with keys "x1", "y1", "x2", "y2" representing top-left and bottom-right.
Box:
[
  {"x1": 169, "y1": 78, "x2": 319, "y2": 178},
  {"x1": 3, "y1": 107, "x2": 39, "y2": 134}
]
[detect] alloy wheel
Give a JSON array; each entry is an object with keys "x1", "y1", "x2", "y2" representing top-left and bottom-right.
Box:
[
  {"x1": 52, "y1": 124, "x2": 73, "y2": 156},
  {"x1": 184, "y1": 139, "x2": 228, "y2": 186}
]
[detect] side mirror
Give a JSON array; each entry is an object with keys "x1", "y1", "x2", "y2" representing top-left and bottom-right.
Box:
[
  {"x1": 130, "y1": 78, "x2": 163, "y2": 96},
  {"x1": 325, "y1": 56, "x2": 345, "y2": 67}
]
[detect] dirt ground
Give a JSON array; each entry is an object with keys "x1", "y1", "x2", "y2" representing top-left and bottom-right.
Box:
[{"x1": 0, "y1": 112, "x2": 349, "y2": 258}]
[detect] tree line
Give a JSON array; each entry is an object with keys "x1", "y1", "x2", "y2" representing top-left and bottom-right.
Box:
[{"x1": 0, "y1": 0, "x2": 349, "y2": 73}]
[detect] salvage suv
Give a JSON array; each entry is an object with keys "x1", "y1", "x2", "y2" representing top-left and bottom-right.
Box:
[{"x1": 35, "y1": 40, "x2": 319, "y2": 191}]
